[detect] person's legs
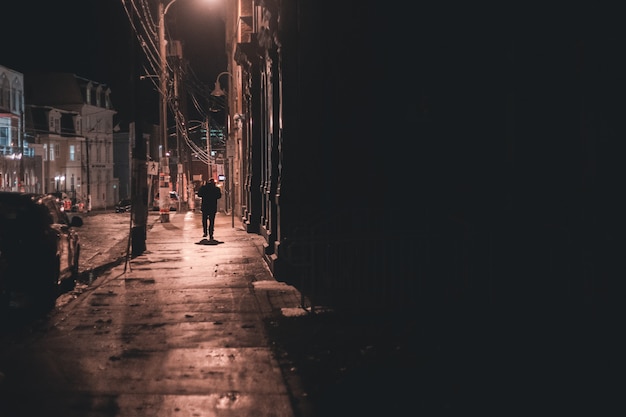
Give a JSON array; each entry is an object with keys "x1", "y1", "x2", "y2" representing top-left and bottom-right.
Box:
[
  {"x1": 202, "y1": 211, "x2": 208, "y2": 237},
  {"x1": 208, "y1": 211, "x2": 216, "y2": 239}
]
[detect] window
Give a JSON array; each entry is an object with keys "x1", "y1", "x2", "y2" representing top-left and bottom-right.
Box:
[
  {"x1": 43, "y1": 199, "x2": 62, "y2": 224},
  {"x1": 10, "y1": 78, "x2": 23, "y2": 114},
  {"x1": 69, "y1": 145, "x2": 75, "y2": 161},
  {"x1": 0, "y1": 126, "x2": 8, "y2": 147},
  {"x1": 0, "y1": 75, "x2": 8, "y2": 109},
  {"x1": 43, "y1": 144, "x2": 48, "y2": 161},
  {"x1": 11, "y1": 87, "x2": 18, "y2": 113},
  {"x1": 49, "y1": 113, "x2": 60, "y2": 134}
]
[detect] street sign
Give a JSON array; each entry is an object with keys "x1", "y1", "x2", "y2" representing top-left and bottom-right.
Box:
[{"x1": 148, "y1": 161, "x2": 159, "y2": 176}]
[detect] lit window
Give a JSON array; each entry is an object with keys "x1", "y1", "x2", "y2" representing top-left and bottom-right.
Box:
[{"x1": 0, "y1": 126, "x2": 8, "y2": 146}]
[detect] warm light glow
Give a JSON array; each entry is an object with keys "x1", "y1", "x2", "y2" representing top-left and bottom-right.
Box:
[
  {"x1": 211, "y1": 81, "x2": 226, "y2": 97},
  {"x1": 211, "y1": 72, "x2": 233, "y2": 97}
]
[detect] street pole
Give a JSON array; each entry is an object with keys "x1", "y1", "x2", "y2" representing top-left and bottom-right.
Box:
[
  {"x1": 158, "y1": 0, "x2": 178, "y2": 223},
  {"x1": 229, "y1": 156, "x2": 234, "y2": 227},
  {"x1": 206, "y1": 114, "x2": 212, "y2": 181},
  {"x1": 130, "y1": 4, "x2": 147, "y2": 256},
  {"x1": 85, "y1": 135, "x2": 91, "y2": 211},
  {"x1": 173, "y1": 59, "x2": 182, "y2": 208}
]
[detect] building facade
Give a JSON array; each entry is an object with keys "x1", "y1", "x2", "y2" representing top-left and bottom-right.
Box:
[
  {"x1": 24, "y1": 72, "x2": 119, "y2": 210},
  {"x1": 221, "y1": 1, "x2": 418, "y2": 312},
  {"x1": 0, "y1": 64, "x2": 39, "y2": 193},
  {"x1": 221, "y1": 1, "x2": 617, "y2": 314},
  {"x1": 25, "y1": 105, "x2": 85, "y2": 201}
]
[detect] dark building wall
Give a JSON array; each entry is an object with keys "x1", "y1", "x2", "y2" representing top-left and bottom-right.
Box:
[
  {"x1": 264, "y1": 1, "x2": 429, "y2": 307},
  {"x1": 242, "y1": 2, "x2": 624, "y2": 314}
]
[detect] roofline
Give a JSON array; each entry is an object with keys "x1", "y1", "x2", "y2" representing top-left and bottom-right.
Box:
[{"x1": 26, "y1": 104, "x2": 81, "y2": 115}]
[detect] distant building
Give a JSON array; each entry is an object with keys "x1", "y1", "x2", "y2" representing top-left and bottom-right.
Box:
[
  {"x1": 25, "y1": 104, "x2": 85, "y2": 202},
  {"x1": 24, "y1": 72, "x2": 118, "y2": 210},
  {"x1": 0, "y1": 64, "x2": 39, "y2": 192}
]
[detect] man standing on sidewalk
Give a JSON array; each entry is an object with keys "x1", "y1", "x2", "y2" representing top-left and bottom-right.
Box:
[{"x1": 197, "y1": 178, "x2": 222, "y2": 240}]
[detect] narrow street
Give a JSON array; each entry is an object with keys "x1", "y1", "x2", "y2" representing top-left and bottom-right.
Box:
[
  {"x1": 56, "y1": 210, "x2": 155, "y2": 309},
  {"x1": 76, "y1": 210, "x2": 142, "y2": 274},
  {"x1": 0, "y1": 210, "x2": 304, "y2": 417}
]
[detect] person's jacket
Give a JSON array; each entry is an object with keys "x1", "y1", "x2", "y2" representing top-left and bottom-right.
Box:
[{"x1": 197, "y1": 183, "x2": 222, "y2": 213}]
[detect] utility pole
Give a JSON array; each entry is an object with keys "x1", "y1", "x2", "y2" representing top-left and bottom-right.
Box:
[
  {"x1": 130, "y1": 3, "x2": 147, "y2": 256},
  {"x1": 206, "y1": 113, "x2": 212, "y2": 181},
  {"x1": 211, "y1": 72, "x2": 234, "y2": 226},
  {"x1": 158, "y1": 0, "x2": 175, "y2": 223},
  {"x1": 171, "y1": 45, "x2": 183, "y2": 210},
  {"x1": 174, "y1": 62, "x2": 182, "y2": 199},
  {"x1": 85, "y1": 136, "x2": 91, "y2": 211},
  {"x1": 179, "y1": 58, "x2": 194, "y2": 210}
]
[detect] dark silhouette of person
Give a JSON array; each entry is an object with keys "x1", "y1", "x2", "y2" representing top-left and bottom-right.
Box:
[{"x1": 197, "y1": 178, "x2": 222, "y2": 239}]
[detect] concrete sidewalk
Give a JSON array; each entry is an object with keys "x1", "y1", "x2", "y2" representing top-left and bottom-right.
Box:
[{"x1": 0, "y1": 211, "x2": 307, "y2": 417}]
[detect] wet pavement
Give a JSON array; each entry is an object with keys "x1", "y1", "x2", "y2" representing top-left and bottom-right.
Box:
[
  {"x1": 75, "y1": 210, "x2": 134, "y2": 275},
  {"x1": 0, "y1": 210, "x2": 306, "y2": 417},
  {"x1": 2, "y1": 210, "x2": 619, "y2": 415}
]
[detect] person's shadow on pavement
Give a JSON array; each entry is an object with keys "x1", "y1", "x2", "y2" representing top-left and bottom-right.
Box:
[{"x1": 195, "y1": 239, "x2": 223, "y2": 245}]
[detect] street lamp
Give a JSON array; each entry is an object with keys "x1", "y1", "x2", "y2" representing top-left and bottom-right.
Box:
[
  {"x1": 157, "y1": 0, "x2": 180, "y2": 223},
  {"x1": 211, "y1": 71, "x2": 234, "y2": 227}
]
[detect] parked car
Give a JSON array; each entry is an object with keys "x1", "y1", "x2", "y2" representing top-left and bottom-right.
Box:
[
  {"x1": 115, "y1": 198, "x2": 132, "y2": 213},
  {"x1": 152, "y1": 191, "x2": 179, "y2": 211},
  {"x1": 169, "y1": 191, "x2": 179, "y2": 210},
  {"x1": 48, "y1": 191, "x2": 73, "y2": 212},
  {"x1": 0, "y1": 192, "x2": 83, "y2": 312}
]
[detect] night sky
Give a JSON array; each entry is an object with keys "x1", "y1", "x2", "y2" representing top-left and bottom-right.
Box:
[{"x1": 1, "y1": 0, "x2": 226, "y2": 126}]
